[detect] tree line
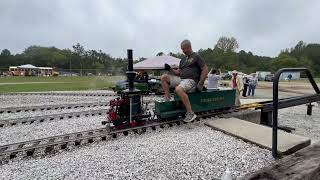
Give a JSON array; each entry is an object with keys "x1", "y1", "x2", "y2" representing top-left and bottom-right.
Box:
[
  {"x1": 0, "y1": 43, "x2": 128, "y2": 75},
  {"x1": 171, "y1": 38, "x2": 320, "y2": 77},
  {"x1": 1, "y1": 38, "x2": 320, "y2": 76}
]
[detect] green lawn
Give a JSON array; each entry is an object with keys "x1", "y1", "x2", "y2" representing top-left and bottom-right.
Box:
[{"x1": 0, "y1": 76, "x2": 124, "y2": 93}]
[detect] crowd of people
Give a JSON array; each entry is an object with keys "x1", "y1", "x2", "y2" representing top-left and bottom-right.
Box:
[{"x1": 206, "y1": 68, "x2": 258, "y2": 97}]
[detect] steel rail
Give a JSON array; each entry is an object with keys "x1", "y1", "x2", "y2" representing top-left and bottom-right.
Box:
[
  {"x1": 0, "y1": 102, "x2": 110, "y2": 114},
  {"x1": 0, "y1": 109, "x2": 108, "y2": 128},
  {"x1": 0, "y1": 101, "x2": 268, "y2": 164},
  {"x1": 0, "y1": 92, "x2": 117, "y2": 97}
]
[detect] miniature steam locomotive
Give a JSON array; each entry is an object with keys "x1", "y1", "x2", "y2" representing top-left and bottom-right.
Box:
[{"x1": 103, "y1": 49, "x2": 236, "y2": 130}]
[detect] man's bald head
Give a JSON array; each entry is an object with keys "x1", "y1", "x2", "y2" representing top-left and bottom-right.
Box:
[
  {"x1": 181, "y1": 40, "x2": 191, "y2": 47},
  {"x1": 180, "y1": 39, "x2": 193, "y2": 56}
]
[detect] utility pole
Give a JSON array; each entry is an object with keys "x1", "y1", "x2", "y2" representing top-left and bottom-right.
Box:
[{"x1": 69, "y1": 53, "x2": 72, "y2": 76}]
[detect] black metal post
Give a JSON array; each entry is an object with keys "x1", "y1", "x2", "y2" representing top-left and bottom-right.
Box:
[
  {"x1": 306, "y1": 71, "x2": 320, "y2": 94},
  {"x1": 272, "y1": 70, "x2": 279, "y2": 158},
  {"x1": 307, "y1": 103, "x2": 313, "y2": 116},
  {"x1": 126, "y1": 49, "x2": 136, "y2": 91},
  {"x1": 69, "y1": 58, "x2": 71, "y2": 77},
  {"x1": 272, "y1": 68, "x2": 320, "y2": 158}
]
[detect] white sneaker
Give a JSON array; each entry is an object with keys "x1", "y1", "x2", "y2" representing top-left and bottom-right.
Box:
[{"x1": 183, "y1": 112, "x2": 197, "y2": 122}]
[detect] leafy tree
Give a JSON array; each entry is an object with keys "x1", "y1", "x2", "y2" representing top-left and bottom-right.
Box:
[
  {"x1": 215, "y1": 36, "x2": 239, "y2": 53},
  {"x1": 1, "y1": 49, "x2": 11, "y2": 56},
  {"x1": 72, "y1": 43, "x2": 86, "y2": 75},
  {"x1": 156, "y1": 52, "x2": 164, "y2": 56},
  {"x1": 271, "y1": 53, "x2": 299, "y2": 71},
  {"x1": 169, "y1": 52, "x2": 185, "y2": 59}
]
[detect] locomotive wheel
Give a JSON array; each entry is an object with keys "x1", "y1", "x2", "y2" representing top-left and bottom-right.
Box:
[{"x1": 123, "y1": 131, "x2": 129, "y2": 136}]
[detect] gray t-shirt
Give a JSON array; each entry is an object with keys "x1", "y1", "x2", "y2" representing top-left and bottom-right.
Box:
[
  {"x1": 179, "y1": 52, "x2": 205, "y2": 82},
  {"x1": 207, "y1": 74, "x2": 221, "y2": 89},
  {"x1": 249, "y1": 77, "x2": 258, "y2": 86}
]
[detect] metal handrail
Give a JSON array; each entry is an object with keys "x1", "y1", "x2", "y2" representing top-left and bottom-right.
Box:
[{"x1": 272, "y1": 68, "x2": 320, "y2": 158}]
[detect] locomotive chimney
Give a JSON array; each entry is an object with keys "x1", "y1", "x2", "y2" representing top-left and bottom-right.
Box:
[
  {"x1": 127, "y1": 49, "x2": 133, "y2": 71},
  {"x1": 126, "y1": 49, "x2": 135, "y2": 91}
]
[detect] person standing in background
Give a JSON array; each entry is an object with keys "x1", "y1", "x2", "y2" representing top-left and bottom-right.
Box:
[
  {"x1": 248, "y1": 73, "x2": 258, "y2": 96},
  {"x1": 287, "y1": 74, "x2": 293, "y2": 82},
  {"x1": 242, "y1": 76, "x2": 249, "y2": 97},
  {"x1": 207, "y1": 68, "x2": 221, "y2": 89},
  {"x1": 230, "y1": 70, "x2": 243, "y2": 106}
]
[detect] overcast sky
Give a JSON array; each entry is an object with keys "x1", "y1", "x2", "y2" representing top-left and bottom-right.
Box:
[{"x1": 1, "y1": 0, "x2": 320, "y2": 58}]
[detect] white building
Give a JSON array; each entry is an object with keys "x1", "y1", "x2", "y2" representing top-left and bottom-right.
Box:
[{"x1": 279, "y1": 72, "x2": 300, "y2": 80}]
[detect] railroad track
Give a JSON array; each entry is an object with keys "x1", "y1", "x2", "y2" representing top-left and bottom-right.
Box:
[
  {"x1": 0, "y1": 102, "x2": 264, "y2": 164},
  {"x1": 0, "y1": 102, "x2": 110, "y2": 114},
  {"x1": 0, "y1": 92, "x2": 117, "y2": 97},
  {"x1": 0, "y1": 109, "x2": 108, "y2": 128}
]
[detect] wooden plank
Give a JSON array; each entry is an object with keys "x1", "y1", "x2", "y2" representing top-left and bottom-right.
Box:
[{"x1": 239, "y1": 141, "x2": 320, "y2": 180}]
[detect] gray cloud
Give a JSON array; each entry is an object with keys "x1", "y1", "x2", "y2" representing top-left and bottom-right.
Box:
[{"x1": 0, "y1": 0, "x2": 320, "y2": 58}]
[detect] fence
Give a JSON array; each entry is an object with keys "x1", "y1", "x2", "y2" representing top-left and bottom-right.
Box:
[{"x1": 0, "y1": 68, "x2": 126, "y2": 76}]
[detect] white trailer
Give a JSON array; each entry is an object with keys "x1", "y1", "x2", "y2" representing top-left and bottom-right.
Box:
[{"x1": 280, "y1": 72, "x2": 300, "y2": 80}]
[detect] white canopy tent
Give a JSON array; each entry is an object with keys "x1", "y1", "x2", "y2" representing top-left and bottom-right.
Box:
[
  {"x1": 9, "y1": 64, "x2": 53, "y2": 76},
  {"x1": 133, "y1": 55, "x2": 181, "y2": 70},
  {"x1": 18, "y1": 64, "x2": 39, "y2": 69}
]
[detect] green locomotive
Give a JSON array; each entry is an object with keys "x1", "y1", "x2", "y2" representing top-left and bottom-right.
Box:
[
  {"x1": 104, "y1": 50, "x2": 236, "y2": 130},
  {"x1": 155, "y1": 88, "x2": 235, "y2": 119}
]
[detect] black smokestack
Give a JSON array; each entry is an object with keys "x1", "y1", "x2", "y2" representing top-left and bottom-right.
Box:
[
  {"x1": 127, "y1": 49, "x2": 133, "y2": 71},
  {"x1": 127, "y1": 49, "x2": 135, "y2": 91}
]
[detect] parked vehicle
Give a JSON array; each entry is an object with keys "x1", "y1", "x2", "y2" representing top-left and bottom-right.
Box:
[
  {"x1": 221, "y1": 73, "x2": 232, "y2": 80},
  {"x1": 265, "y1": 74, "x2": 274, "y2": 81},
  {"x1": 256, "y1": 71, "x2": 271, "y2": 81},
  {"x1": 59, "y1": 71, "x2": 79, "y2": 76}
]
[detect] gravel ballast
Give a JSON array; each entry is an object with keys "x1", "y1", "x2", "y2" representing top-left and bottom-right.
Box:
[
  {"x1": 0, "y1": 123, "x2": 274, "y2": 179},
  {"x1": 0, "y1": 105, "x2": 109, "y2": 120},
  {"x1": 0, "y1": 95, "x2": 113, "y2": 108},
  {"x1": 0, "y1": 115, "x2": 105, "y2": 146},
  {"x1": 279, "y1": 103, "x2": 320, "y2": 141},
  {"x1": 0, "y1": 93, "x2": 162, "y2": 109},
  {"x1": 8, "y1": 90, "x2": 116, "y2": 94},
  {"x1": 0, "y1": 93, "x2": 319, "y2": 179}
]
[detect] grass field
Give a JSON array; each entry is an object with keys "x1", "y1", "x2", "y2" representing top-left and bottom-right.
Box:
[
  {"x1": 0, "y1": 76, "x2": 124, "y2": 93},
  {"x1": 0, "y1": 76, "x2": 319, "y2": 93},
  {"x1": 294, "y1": 78, "x2": 320, "y2": 83}
]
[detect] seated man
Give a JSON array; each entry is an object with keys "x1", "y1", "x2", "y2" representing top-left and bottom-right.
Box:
[{"x1": 161, "y1": 40, "x2": 208, "y2": 122}]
